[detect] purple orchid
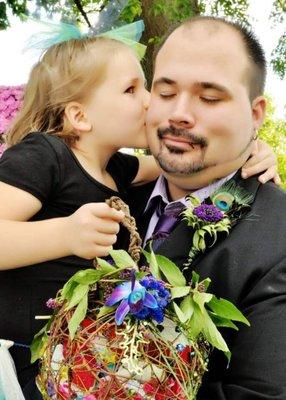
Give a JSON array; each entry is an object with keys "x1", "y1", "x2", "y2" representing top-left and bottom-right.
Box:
[{"x1": 105, "y1": 272, "x2": 158, "y2": 325}]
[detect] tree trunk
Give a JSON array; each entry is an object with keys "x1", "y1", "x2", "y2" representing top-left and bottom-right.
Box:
[{"x1": 141, "y1": 0, "x2": 200, "y2": 87}]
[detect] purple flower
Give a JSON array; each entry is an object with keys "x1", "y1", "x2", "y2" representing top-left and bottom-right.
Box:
[
  {"x1": 105, "y1": 274, "x2": 158, "y2": 325},
  {"x1": 0, "y1": 85, "x2": 25, "y2": 134},
  {"x1": 46, "y1": 298, "x2": 59, "y2": 309},
  {"x1": 193, "y1": 203, "x2": 224, "y2": 222}
]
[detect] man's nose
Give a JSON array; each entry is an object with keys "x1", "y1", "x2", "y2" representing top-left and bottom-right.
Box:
[{"x1": 169, "y1": 95, "x2": 195, "y2": 129}]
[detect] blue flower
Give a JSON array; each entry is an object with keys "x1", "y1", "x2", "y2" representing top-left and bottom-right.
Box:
[
  {"x1": 105, "y1": 273, "x2": 171, "y2": 325},
  {"x1": 105, "y1": 274, "x2": 158, "y2": 325}
]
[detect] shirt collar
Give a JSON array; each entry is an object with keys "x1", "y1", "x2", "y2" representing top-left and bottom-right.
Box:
[{"x1": 144, "y1": 171, "x2": 237, "y2": 212}]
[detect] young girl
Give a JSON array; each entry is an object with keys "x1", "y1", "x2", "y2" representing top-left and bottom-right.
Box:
[{"x1": 0, "y1": 33, "x2": 279, "y2": 392}]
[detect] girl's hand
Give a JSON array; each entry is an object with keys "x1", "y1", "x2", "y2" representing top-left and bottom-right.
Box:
[
  {"x1": 67, "y1": 203, "x2": 124, "y2": 259},
  {"x1": 241, "y1": 139, "x2": 281, "y2": 185}
]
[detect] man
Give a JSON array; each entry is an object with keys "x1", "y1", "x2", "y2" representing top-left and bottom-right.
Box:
[{"x1": 129, "y1": 16, "x2": 286, "y2": 399}]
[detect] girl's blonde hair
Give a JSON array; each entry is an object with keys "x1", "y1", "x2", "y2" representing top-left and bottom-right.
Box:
[{"x1": 6, "y1": 36, "x2": 130, "y2": 147}]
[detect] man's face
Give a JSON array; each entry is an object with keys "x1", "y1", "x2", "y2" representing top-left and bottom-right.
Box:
[{"x1": 146, "y1": 24, "x2": 264, "y2": 178}]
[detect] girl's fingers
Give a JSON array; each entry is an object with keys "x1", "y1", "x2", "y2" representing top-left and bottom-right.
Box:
[
  {"x1": 242, "y1": 157, "x2": 273, "y2": 178},
  {"x1": 258, "y1": 166, "x2": 279, "y2": 184}
]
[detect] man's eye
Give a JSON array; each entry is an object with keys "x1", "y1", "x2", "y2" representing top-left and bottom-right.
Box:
[
  {"x1": 125, "y1": 86, "x2": 135, "y2": 94},
  {"x1": 201, "y1": 97, "x2": 220, "y2": 103},
  {"x1": 159, "y1": 93, "x2": 175, "y2": 99}
]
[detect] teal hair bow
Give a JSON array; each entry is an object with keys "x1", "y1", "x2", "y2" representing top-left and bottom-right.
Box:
[{"x1": 26, "y1": 19, "x2": 146, "y2": 60}]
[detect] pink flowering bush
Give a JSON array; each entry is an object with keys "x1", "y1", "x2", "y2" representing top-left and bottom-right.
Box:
[{"x1": 0, "y1": 85, "x2": 25, "y2": 156}]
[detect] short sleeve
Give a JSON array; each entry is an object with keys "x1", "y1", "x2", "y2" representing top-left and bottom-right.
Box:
[
  {"x1": 0, "y1": 133, "x2": 60, "y2": 203},
  {"x1": 107, "y1": 151, "x2": 139, "y2": 191}
]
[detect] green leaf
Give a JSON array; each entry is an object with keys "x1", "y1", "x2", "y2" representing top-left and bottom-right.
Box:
[
  {"x1": 109, "y1": 249, "x2": 137, "y2": 269},
  {"x1": 210, "y1": 313, "x2": 239, "y2": 330},
  {"x1": 171, "y1": 286, "x2": 190, "y2": 299},
  {"x1": 200, "y1": 277, "x2": 211, "y2": 291},
  {"x1": 97, "y1": 305, "x2": 116, "y2": 319},
  {"x1": 180, "y1": 295, "x2": 195, "y2": 320},
  {"x1": 68, "y1": 294, "x2": 88, "y2": 339},
  {"x1": 142, "y1": 249, "x2": 161, "y2": 280},
  {"x1": 155, "y1": 255, "x2": 186, "y2": 287},
  {"x1": 202, "y1": 309, "x2": 230, "y2": 356},
  {"x1": 60, "y1": 279, "x2": 77, "y2": 302},
  {"x1": 30, "y1": 319, "x2": 52, "y2": 363},
  {"x1": 191, "y1": 271, "x2": 200, "y2": 285},
  {"x1": 66, "y1": 284, "x2": 89, "y2": 311},
  {"x1": 173, "y1": 301, "x2": 188, "y2": 323},
  {"x1": 72, "y1": 269, "x2": 102, "y2": 284},
  {"x1": 208, "y1": 297, "x2": 250, "y2": 326},
  {"x1": 96, "y1": 258, "x2": 117, "y2": 275},
  {"x1": 188, "y1": 303, "x2": 204, "y2": 339},
  {"x1": 193, "y1": 291, "x2": 213, "y2": 313}
]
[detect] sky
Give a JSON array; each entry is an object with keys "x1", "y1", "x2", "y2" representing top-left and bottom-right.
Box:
[{"x1": 0, "y1": 0, "x2": 285, "y2": 118}]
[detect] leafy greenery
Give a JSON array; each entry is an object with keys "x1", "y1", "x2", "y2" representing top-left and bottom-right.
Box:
[
  {"x1": 1, "y1": 0, "x2": 285, "y2": 80},
  {"x1": 30, "y1": 249, "x2": 250, "y2": 363},
  {"x1": 259, "y1": 97, "x2": 286, "y2": 189}
]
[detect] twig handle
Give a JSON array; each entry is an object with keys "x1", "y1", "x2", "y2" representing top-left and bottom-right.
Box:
[{"x1": 106, "y1": 196, "x2": 142, "y2": 262}]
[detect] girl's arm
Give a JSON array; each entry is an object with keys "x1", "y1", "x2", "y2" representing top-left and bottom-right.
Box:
[
  {"x1": 0, "y1": 182, "x2": 124, "y2": 270},
  {"x1": 132, "y1": 139, "x2": 280, "y2": 185}
]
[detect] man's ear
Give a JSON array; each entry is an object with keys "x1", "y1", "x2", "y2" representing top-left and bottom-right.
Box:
[
  {"x1": 252, "y1": 96, "x2": 267, "y2": 130},
  {"x1": 64, "y1": 102, "x2": 92, "y2": 132}
]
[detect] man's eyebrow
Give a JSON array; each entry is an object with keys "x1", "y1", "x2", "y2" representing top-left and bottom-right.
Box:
[
  {"x1": 153, "y1": 77, "x2": 177, "y2": 87},
  {"x1": 196, "y1": 81, "x2": 230, "y2": 94}
]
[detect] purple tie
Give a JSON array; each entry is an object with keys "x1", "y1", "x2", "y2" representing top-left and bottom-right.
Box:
[{"x1": 149, "y1": 200, "x2": 185, "y2": 252}]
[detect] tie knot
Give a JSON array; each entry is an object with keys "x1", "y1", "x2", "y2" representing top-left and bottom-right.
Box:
[{"x1": 153, "y1": 200, "x2": 185, "y2": 239}]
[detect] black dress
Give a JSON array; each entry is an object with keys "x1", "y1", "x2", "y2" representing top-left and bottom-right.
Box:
[{"x1": 0, "y1": 132, "x2": 139, "y2": 390}]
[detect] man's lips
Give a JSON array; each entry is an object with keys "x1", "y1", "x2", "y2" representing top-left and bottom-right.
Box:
[{"x1": 162, "y1": 135, "x2": 202, "y2": 150}]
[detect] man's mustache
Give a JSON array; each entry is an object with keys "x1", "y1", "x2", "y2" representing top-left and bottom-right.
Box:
[{"x1": 157, "y1": 126, "x2": 208, "y2": 148}]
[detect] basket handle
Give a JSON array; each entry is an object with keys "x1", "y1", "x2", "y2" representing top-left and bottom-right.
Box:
[{"x1": 105, "y1": 196, "x2": 142, "y2": 263}]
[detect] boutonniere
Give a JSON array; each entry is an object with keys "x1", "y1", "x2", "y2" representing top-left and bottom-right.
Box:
[{"x1": 182, "y1": 182, "x2": 254, "y2": 264}]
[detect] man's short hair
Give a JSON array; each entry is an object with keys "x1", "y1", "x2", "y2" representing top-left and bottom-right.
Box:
[{"x1": 154, "y1": 16, "x2": 266, "y2": 100}]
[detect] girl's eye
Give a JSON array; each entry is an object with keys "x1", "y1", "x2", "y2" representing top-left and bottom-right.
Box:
[
  {"x1": 200, "y1": 97, "x2": 220, "y2": 103},
  {"x1": 125, "y1": 86, "x2": 135, "y2": 94}
]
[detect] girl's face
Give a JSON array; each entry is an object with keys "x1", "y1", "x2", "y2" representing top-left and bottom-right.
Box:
[{"x1": 85, "y1": 48, "x2": 150, "y2": 150}]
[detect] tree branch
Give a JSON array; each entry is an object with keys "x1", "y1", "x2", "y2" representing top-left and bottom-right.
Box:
[{"x1": 72, "y1": 0, "x2": 92, "y2": 28}]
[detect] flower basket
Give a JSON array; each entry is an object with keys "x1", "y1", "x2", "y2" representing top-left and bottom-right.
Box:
[{"x1": 31, "y1": 197, "x2": 249, "y2": 400}]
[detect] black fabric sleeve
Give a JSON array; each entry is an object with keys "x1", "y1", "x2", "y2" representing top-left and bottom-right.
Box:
[
  {"x1": 109, "y1": 151, "x2": 139, "y2": 189},
  {"x1": 0, "y1": 133, "x2": 61, "y2": 203}
]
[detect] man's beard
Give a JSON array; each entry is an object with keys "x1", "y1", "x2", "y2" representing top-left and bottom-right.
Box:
[{"x1": 155, "y1": 125, "x2": 208, "y2": 174}]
